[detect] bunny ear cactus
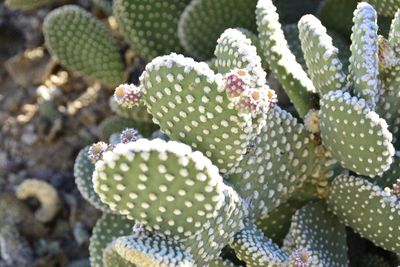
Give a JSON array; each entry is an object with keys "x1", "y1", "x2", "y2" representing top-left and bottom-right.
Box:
[
  {"x1": 364, "y1": 0, "x2": 400, "y2": 17},
  {"x1": 43, "y1": 5, "x2": 125, "y2": 87},
  {"x1": 113, "y1": 0, "x2": 190, "y2": 61}
]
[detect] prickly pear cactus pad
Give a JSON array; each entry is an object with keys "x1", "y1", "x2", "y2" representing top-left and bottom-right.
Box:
[
  {"x1": 284, "y1": 201, "x2": 348, "y2": 267},
  {"x1": 43, "y1": 5, "x2": 125, "y2": 87},
  {"x1": 230, "y1": 222, "x2": 289, "y2": 266},
  {"x1": 114, "y1": 232, "x2": 195, "y2": 266},
  {"x1": 320, "y1": 90, "x2": 394, "y2": 176},
  {"x1": 214, "y1": 29, "x2": 266, "y2": 89},
  {"x1": 178, "y1": 0, "x2": 257, "y2": 60},
  {"x1": 376, "y1": 155, "x2": 400, "y2": 188},
  {"x1": 113, "y1": 0, "x2": 190, "y2": 61},
  {"x1": 327, "y1": 174, "x2": 400, "y2": 254},
  {"x1": 103, "y1": 243, "x2": 135, "y2": 267},
  {"x1": 256, "y1": 0, "x2": 315, "y2": 118},
  {"x1": 74, "y1": 147, "x2": 114, "y2": 213},
  {"x1": 110, "y1": 98, "x2": 152, "y2": 123},
  {"x1": 364, "y1": 0, "x2": 400, "y2": 17},
  {"x1": 298, "y1": 15, "x2": 347, "y2": 95},
  {"x1": 5, "y1": 0, "x2": 53, "y2": 9},
  {"x1": 93, "y1": 139, "x2": 235, "y2": 240},
  {"x1": 140, "y1": 53, "x2": 273, "y2": 173},
  {"x1": 376, "y1": 89, "x2": 400, "y2": 149},
  {"x1": 229, "y1": 106, "x2": 331, "y2": 217},
  {"x1": 89, "y1": 213, "x2": 134, "y2": 267},
  {"x1": 389, "y1": 10, "x2": 400, "y2": 55},
  {"x1": 349, "y1": 2, "x2": 379, "y2": 108}
]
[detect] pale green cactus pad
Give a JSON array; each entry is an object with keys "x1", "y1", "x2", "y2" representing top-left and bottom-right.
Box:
[
  {"x1": 255, "y1": 201, "x2": 302, "y2": 245},
  {"x1": 327, "y1": 174, "x2": 400, "y2": 254},
  {"x1": 284, "y1": 201, "x2": 348, "y2": 267},
  {"x1": 376, "y1": 155, "x2": 400, "y2": 188},
  {"x1": 89, "y1": 213, "x2": 134, "y2": 267},
  {"x1": 113, "y1": 0, "x2": 190, "y2": 61},
  {"x1": 256, "y1": 0, "x2": 315, "y2": 117},
  {"x1": 178, "y1": 0, "x2": 257, "y2": 60},
  {"x1": 5, "y1": 0, "x2": 53, "y2": 9},
  {"x1": 230, "y1": 222, "x2": 289, "y2": 266},
  {"x1": 93, "y1": 139, "x2": 232, "y2": 240},
  {"x1": 349, "y1": 2, "x2": 379, "y2": 108},
  {"x1": 298, "y1": 15, "x2": 347, "y2": 95},
  {"x1": 140, "y1": 53, "x2": 269, "y2": 173},
  {"x1": 389, "y1": 10, "x2": 400, "y2": 55},
  {"x1": 114, "y1": 232, "x2": 195, "y2": 266},
  {"x1": 364, "y1": 0, "x2": 400, "y2": 17},
  {"x1": 229, "y1": 106, "x2": 331, "y2": 218},
  {"x1": 376, "y1": 89, "x2": 400, "y2": 150},
  {"x1": 103, "y1": 243, "x2": 135, "y2": 267},
  {"x1": 43, "y1": 5, "x2": 125, "y2": 87},
  {"x1": 74, "y1": 147, "x2": 114, "y2": 213},
  {"x1": 320, "y1": 90, "x2": 394, "y2": 176},
  {"x1": 214, "y1": 28, "x2": 266, "y2": 89}
]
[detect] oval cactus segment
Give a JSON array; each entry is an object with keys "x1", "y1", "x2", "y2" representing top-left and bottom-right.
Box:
[
  {"x1": 43, "y1": 5, "x2": 125, "y2": 87},
  {"x1": 256, "y1": 0, "x2": 315, "y2": 118},
  {"x1": 93, "y1": 139, "x2": 226, "y2": 240},
  {"x1": 327, "y1": 175, "x2": 400, "y2": 254},
  {"x1": 229, "y1": 107, "x2": 330, "y2": 218},
  {"x1": 298, "y1": 15, "x2": 347, "y2": 96},
  {"x1": 230, "y1": 223, "x2": 289, "y2": 266},
  {"x1": 364, "y1": 0, "x2": 400, "y2": 17},
  {"x1": 103, "y1": 243, "x2": 135, "y2": 267},
  {"x1": 178, "y1": 0, "x2": 257, "y2": 60},
  {"x1": 114, "y1": 233, "x2": 194, "y2": 267},
  {"x1": 214, "y1": 28, "x2": 266, "y2": 89},
  {"x1": 376, "y1": 89, "x2": 400, "y2": 150},
  {"x1": 74, "y1": 147, "x2": 114, "y2": 213},
  {"x1": 349, "y1": 2, "x2": 379, "y2": 108},
  {"x1": 113, "y1": 0, "x2": 190, "y2": 61},
  {"x1": 89, "y1": 213, "x2": 134, "y2": 267},
  {"x1": 284, "y1": 201, "x2": 348, "y2": 267},
  {"x1": 375, "y1": 155, "x2": 400, "y2": 188},
  {"x1": 320, "y1": 90, "x2": 394, "y2": 176},
  {"x1": 140, "y1": 53, "x2": 269, "y2": 173}
]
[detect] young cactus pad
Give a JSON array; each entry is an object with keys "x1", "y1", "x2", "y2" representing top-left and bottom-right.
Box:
[
  {"x1": 92, "y1": 139, "x2": 240, "y2": 240},
  {"x1": 327, "y1": 174, "x2": 400, "y2": 255},
  {"x1": 43, "y1": 5, "x2": 125, "y2": 86}
]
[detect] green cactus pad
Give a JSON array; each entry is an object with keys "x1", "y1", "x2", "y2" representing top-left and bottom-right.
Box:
[
  {"x1": 255, "y1": 201, "x2": 302, "y2": 245},
  {"x1": 320, "y1": 90, "x2": 394, "y2": 176},
  {"x1": 103, "y1": 243, "x2": 135, "y2": 267},
  {"x1": 74, "y1": 147, "x2": 114, "y2": 213},
  {"x1": 298, "y1": 15, "x2": 347, "y2": 95},
  {"x1": 327, "y1": 174, "x2": 400, "y2": 254},
  {"x1": 209, "y1": 258, "x2": 237, "y2": 267},
  {"x1": 178, "y1": 0, "x2": 257, "y2": 60},
  {"x1": 114, "y1": 233, "x2": 194, "y2": 266},
  {"x1": 364, "y1": 0, "x2": 400, "y2": 17},
  {"x1": 230, "y1": 222, "x2": 289, "y2": 266},
  {"x1": 5, "y1": 0, "x2": 53, "y2": 9},
  {"x1": 256, "y1": 0, "x2": 315, "y2": 118},
  {"x1": 93, "y1": 139, "x2": 233, "y2": 240},
  {"x1": 229, "y1": 106, "x2": 331, "y2": 217},
  {"x1": 140, "y1": 53, "x2": 268, "y2": 173},
  {"x1": 110, "y1": 97, "x2": 153, "y2": 123},
  {"x1": 234, "y1": 28, "x2": 268, "y2": 70},
  {"x1": 317, "y1": 0, "x2": 358, "y2": 37},
  {"x1": 89, "y1": 213, "x2": 134, "y2": 267},
  {"x1": 349, "y1": 2, "x2": 379, "y2": 107},
  {"x1": 113, "y1": 0, "x2": 189, "y2": 61},
  {"x1": 214, "y1": 28, "x2": 266, "y2": 89},
  {"x1": 359, "y1": 253, "x2": 393, "y2": 267},
  {"x1": 284, "y1": 201, "x2": 348, "y2": 267},
  {"x1": 98, "y1": 115, "x2": 158, "y2": 141},
  {"x1": 43, "y1": 5, "x2": 125, "y2": 87}
]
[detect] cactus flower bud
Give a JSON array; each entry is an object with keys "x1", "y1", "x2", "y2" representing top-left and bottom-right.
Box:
[{"x1": 114, "y1": 84, "x2": 143, "y2": 108}]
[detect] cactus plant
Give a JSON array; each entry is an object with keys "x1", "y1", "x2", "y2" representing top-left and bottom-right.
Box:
[{"x1": 72, "y1": 0, "x2": 400, "y2": 266}]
